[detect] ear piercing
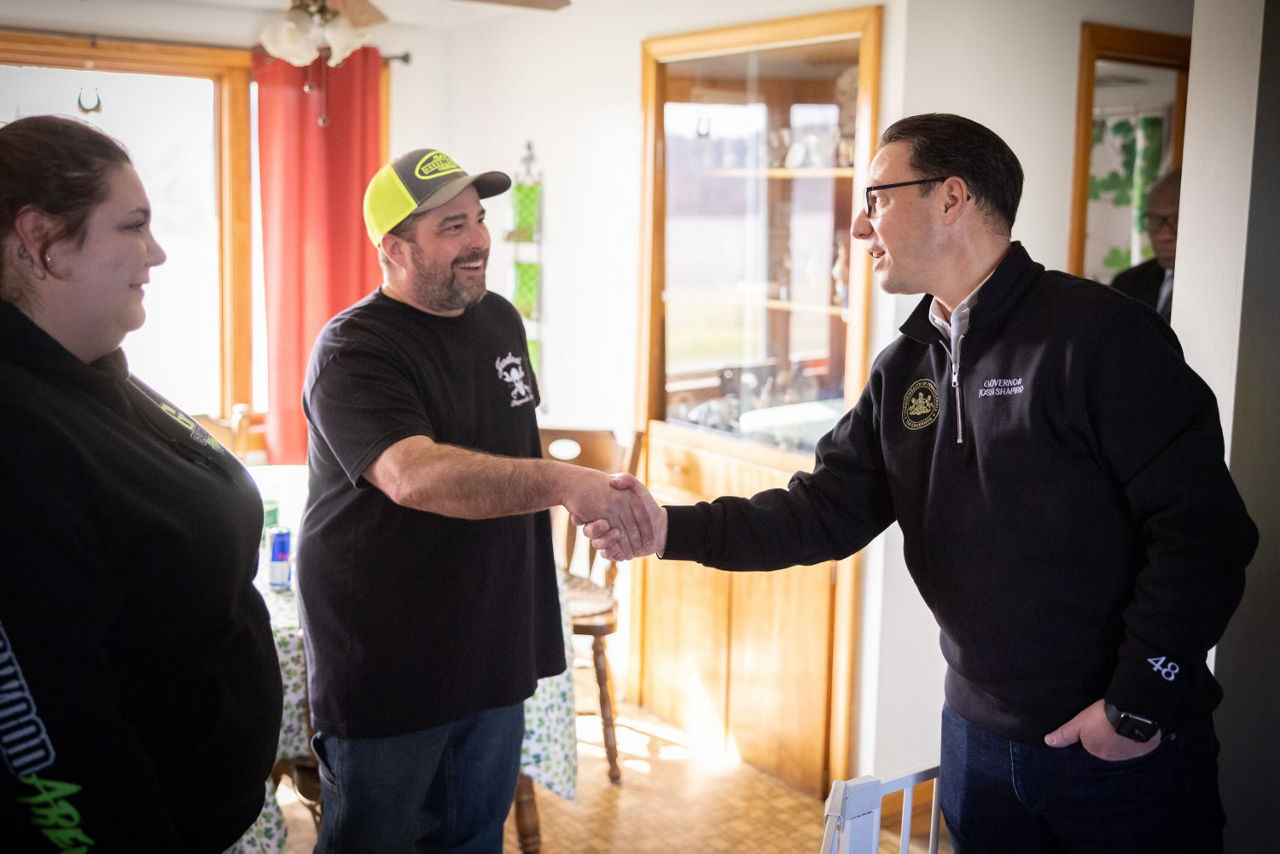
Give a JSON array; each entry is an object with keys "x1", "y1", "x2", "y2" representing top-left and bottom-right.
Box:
[{"x1": 13, "y1": 246, "x2": 51, "y2": 266}]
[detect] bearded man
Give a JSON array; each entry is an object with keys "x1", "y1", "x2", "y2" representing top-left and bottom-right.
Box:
[{"x1": 296, "y1": 148, "x2": 656, "y2": 852}]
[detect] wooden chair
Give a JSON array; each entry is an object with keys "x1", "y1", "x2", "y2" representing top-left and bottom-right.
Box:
[
  {"x1": 229, "y1": 403, "x2": 269, "y2": 462},
  {"x1": 539, "y1": 427, "x2": 643, "y2": 784},
  {"x1": 270, "y1": 654, "x2": 323, "y2": 830},
  {"x1": 820, "y1": 765, "x2": 942, "y2": 854},
  {"x1": 271, "y1": 754, "x2": 323, "y2": 829},
  {"x1": 514, "y1": 772, "x2": 540, "y2": 852}
]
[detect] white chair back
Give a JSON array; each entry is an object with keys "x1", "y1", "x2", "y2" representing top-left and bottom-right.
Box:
[{"x1": 820, "y1": 764, "x2": 941, "y2": 854}]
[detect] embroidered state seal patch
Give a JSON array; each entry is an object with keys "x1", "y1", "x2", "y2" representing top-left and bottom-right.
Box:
[{"x1": 902, "y1": 378, "x2": 940, "y2": 430}]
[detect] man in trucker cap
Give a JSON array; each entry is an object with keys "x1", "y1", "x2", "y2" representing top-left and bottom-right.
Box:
[{"x1": 296, "y1": 148, "x2": 658, "y2": 851}]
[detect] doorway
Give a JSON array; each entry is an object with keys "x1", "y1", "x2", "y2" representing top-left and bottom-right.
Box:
[{"x1": 1067, "y1": 23, "x2": 1190, "y2": 280}]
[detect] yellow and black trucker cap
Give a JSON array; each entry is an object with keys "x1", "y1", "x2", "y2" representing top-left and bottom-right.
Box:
[{"x1": 363, "y1": 148, "x2": 511, "y2": 247}]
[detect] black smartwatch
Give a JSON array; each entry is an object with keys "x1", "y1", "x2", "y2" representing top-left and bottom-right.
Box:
[{"x1": 1104, "y1": 700, "x2": 1160, "y2": 743}]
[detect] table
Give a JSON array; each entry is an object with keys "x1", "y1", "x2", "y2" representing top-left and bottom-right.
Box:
[
  {"x1": 253, "y1": 573, "x2": 579, "y2": 799},
  {"x1": 223, "y1": 576, "x2": 304, "y2": 854},
  {"x1": 231, "y1": 465, "x2": 578, "y2": 851}
]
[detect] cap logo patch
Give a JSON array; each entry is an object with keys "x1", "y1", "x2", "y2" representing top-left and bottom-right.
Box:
[
  {"x1": 415, "y1": 151, "x2": 464, "y2": 181},
  {"x1": 902, "y1": 378, "x2": 939, "y2": 430}
]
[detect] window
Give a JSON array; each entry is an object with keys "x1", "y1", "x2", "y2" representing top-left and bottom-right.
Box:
[{"x1": 0, "y1": 31, "x2": 255, "y2": 419}]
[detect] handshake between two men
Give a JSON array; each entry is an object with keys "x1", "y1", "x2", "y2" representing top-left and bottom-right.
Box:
[
  {"x1": 361, "y1": 433, "x2": 664, "y2": 560},
  {"x1": 567, "y1": 473, "x2": 665, "y2": 563}
]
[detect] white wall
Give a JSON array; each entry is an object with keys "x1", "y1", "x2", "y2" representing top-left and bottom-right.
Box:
[
  {"x1": 1179, "y1": 1, "x2": 1278, "y2": 848},
  {"x1": 1175, "y1": 0, "x2": 1259, "y2": 441},
  {"x1": 861, "y1": 0, "x2": 1196, "y2": 777},
  {"x1": 890, "y1": 0, "x2": 1193, "y2": 274}
]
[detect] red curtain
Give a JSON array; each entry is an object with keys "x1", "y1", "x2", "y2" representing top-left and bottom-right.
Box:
[{"x1": 254, "y1": 47, "x2": 383, "y2": 463}]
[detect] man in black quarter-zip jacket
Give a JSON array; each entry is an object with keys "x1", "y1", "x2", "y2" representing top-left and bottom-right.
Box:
[{"x1": 587, "y1": 114, "x2": 1257, "y2": 853}]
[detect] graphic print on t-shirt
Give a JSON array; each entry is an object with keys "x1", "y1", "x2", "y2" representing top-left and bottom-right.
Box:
[{"x1": 495, "y1": 352, "x2": 535, "y2": 408}]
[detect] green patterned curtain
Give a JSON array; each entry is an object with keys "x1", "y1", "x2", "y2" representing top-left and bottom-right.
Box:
[{"x1": 1085, "y1": 112, "x2": 1165, "y2": 283}]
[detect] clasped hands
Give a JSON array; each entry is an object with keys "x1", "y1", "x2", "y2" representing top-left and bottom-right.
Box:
[{"x1": 564, "y1": 473, "x2": 665, "y2": 561}]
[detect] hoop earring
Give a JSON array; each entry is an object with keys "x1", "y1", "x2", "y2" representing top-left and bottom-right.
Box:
[{"x1": 16, "y1": 246, "x2": 29, "y2": 261}]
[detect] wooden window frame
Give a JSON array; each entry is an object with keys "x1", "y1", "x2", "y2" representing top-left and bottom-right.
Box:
[{"x1": 0, "y1": 29, "x2": 253, "y2": 418}]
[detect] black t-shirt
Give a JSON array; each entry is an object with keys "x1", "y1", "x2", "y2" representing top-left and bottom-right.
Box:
[{"x1": 298, "y1": 289, "x2": 564, "y2": 738}]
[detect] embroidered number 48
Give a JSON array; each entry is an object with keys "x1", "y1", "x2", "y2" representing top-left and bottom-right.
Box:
[{"x1": 1148, "y1": 656, "x2": 1180, "y2": 681}]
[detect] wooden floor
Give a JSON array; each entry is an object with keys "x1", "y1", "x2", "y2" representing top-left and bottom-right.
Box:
[
  {"x1": 503, "y1": 707, "x2": 829, "y2": 853},
  {"x1": 279, "y1": 666, "x2": 950, "y2": 853}
]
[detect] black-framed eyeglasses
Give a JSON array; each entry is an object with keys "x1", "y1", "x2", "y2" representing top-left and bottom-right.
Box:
[
  {"x1": 864, "y1": 177, "x2": 949, "y2": 217},
  {"x1": 1140, "y1": 212, "x2": 1178, "y2": 233}
]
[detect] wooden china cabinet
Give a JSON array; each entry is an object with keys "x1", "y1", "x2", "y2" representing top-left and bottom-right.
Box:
[{"x1": 631, "y1": 8, "x2": 882, "y2": 796}]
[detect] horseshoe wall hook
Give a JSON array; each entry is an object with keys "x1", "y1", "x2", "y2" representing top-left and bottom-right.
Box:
[{"x1": 77, "y1": 88, "x2": 102, "y2": 114}]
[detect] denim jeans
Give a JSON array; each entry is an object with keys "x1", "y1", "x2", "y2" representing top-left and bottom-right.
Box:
[
  {"x1": 311, "y1": 703, "x2": 524, "y2": 854},
  {"x1": 938, "y1": 703, "x2": 1224, "y2": 853}
]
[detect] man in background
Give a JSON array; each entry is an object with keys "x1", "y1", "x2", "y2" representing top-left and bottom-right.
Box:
[
  {"x1": 592, "y1": 116, "x2": 1254, "y2": 853},
  {"x1": 297, "y1": 147, "x2": 658, "y2": 852},
  {"x1": 1112, "y1": 168, "x2": 1180, "y2": 322}
]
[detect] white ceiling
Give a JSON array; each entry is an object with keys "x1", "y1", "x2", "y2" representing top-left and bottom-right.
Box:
[{"x1": 95, "y1": 0, "x2": 532, "y2": 31}]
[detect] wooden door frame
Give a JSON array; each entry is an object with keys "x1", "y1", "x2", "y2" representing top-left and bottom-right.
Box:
[{"x1": 1067, "y1": 22, "x2": 1191, "y2": 277}]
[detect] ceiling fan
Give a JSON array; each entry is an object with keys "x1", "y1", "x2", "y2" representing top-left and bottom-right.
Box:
[
  {"x1": 324, "y1": 0, "x2": 570, "y2": 30},
  {"x1": 261, "y1": 0, "x2": 569, "y2": 67},
  {"x1": 441, "y1": 0, "x2": 571, "y2": 11}
]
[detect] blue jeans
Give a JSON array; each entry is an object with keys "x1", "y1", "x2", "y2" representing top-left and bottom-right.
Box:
[
  {"x1": 312, "y1": 703, "x2": 524, "y2": 853},
  {"x1": 938, "y1": 703, "x2": 1223, "y2": 853}
]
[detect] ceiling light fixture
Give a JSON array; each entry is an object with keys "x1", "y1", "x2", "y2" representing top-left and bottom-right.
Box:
[{"x1": 260, "y1": 0, "x2": 375, "y2": 68}]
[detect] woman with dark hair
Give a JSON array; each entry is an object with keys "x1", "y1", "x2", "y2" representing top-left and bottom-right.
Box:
[{"x1": 0, "y1": 115, "x2": 282, "y2": 850}]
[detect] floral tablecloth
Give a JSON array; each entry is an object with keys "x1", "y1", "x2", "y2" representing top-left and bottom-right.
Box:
[
  {"x1": 520, "y1": 567, "x2": 578, "y2": 800},
  {"x1": 230, "y1": 563, "x2": 577, "y2": 852}
]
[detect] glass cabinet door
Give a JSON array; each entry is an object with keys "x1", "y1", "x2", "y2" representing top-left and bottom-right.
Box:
[
  {"x1": 635, "y1": 9, "x2": 882, "y2": 793},
  {"x1": 658, "y1": 36, "x2": 862, "y2": 453}
]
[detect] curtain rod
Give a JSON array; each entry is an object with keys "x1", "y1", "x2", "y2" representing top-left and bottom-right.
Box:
[{"x1": 0, "y1": 25, "x2": 411, "y2": 64}]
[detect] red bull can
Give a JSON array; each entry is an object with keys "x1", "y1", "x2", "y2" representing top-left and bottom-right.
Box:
[{"x1": 267, "y1": 525, "x2": 291, "y2": 591}]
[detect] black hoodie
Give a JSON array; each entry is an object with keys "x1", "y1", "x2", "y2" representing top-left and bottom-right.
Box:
[
  {"x1": 0, "y1": 302, "x2": 283, "y2": 851},
  {"x1": 664, "y1": 243, "x2": 1256, "y2": 743}
]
